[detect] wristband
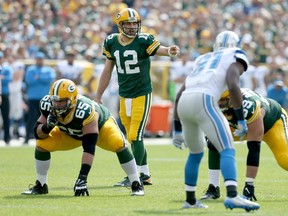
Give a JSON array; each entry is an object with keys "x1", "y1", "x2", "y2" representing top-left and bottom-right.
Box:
[
  {"x1": 174, "y1": 120, "x2": 182, "y2": 132},
  {"x1": 168, "y1": 47, "x2": 177, "y2": 57},
  {"x1": 246, "y1": 177, "x2": 255, "y2": 184},
  {"x1": 79, "y1": 163, "x2": 91, "y2": 180},
  {"x1": 234, "y1": 107, "x2": 245, "y2": 120}
]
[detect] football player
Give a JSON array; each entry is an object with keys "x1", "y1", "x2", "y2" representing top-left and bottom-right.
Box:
[
  {"x1": 202, "y1": 88, "x2": 288, "y2": 201},
  {"x1": 172, "y1": 31, "x2": 260, "y2": 210},
  {"x1": 95, "y1": 8, "x2": 180, "y2": 187},
  {"x1": 22, "y1": 79, "x2": 144, "y2": 196}
]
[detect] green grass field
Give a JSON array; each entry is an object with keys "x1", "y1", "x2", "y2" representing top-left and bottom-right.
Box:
[{"x1": 0, "y1": 141, "x2": 287, "y2": 216}]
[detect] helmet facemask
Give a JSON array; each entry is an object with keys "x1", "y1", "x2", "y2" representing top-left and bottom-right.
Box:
[
  {"x1": 49, "y1": 79, "x2": 78, "y2": 118},
  {"x1": 50, "y1": 96, "x2": 73, "y2": 117},
  {"x1": 119, "y1": 20, "x2": 141, "y2": 38},
  {"x1": 218, "y1": 97, "x2": 232, "y2": 112},
  {"x1": 218, "y1": 97, "x2": 234, "y2": 120}
]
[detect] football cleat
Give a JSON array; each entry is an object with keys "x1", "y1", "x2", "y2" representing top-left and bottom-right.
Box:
[
  {"x1": 114, "y1": 176, "x2": 131, "y2": 187},
  {"x1": 21, "y1": 180, "x2": 48, "y2": 195},
  {"x1": 224, "y1": 195, "x2": 260, "y2": 212},
  {"x1": 201, "y1": 184, "x2": 220, "y2": 200},
  {"x1": 131, "y1": 181, "x2": 144, "y2": 196},
  {"x1": 140, "y1": 173, "x2": 153, "y2": 186},
  {"x1": 114, "y1": 174, "x2": 153, "y2": 187},
  {"x1": 182, "y1": 200, "x2": 208, "y2": 209}
]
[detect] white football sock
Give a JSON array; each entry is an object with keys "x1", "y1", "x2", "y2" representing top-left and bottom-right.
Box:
[
  {"x1": 209, "y1": 169, "x2": 221, "y2": 187},
  {"x1": 35, "y1": 159, "x2": 50, "y2": 186},
  {"x1": 121, "y1": 159, "x2": 140, "y2": 183}
]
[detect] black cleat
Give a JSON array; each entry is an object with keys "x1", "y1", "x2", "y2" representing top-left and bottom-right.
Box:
[
  {"x1": 140, "y1": 173, "x2": 153, "y2": 185},
  {"x1": 21, "y1": 180, "x2": 48, "y2": 195},
  {"x1": 201, "y1": 184, "x2": 220, "y2": 200},
  {"x1": 131, "y1": 181, "x2": 144, "y2": 196}
]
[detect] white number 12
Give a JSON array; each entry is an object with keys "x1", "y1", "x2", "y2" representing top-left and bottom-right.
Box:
[{"x1": 114, "y1": 50, "x2": 140, "y2": 74}]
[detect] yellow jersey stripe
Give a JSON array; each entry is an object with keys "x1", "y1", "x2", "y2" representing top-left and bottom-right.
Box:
[
  {"x1": 147, "y1": 40, "x2": 160, "y2": 55},
  {"x1": 247, "y1": 101, "x2": 261, "y2": 124}
]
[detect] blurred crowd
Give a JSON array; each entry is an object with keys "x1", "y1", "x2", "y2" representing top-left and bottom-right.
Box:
[
  {"x1": 0, "y1": 0, "x2": 287, "y2": 66},
  {"x1": 1, "y1": 0, "x2": 288, "y2": 142}
]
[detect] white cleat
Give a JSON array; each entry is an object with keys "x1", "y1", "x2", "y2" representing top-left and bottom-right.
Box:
[
  {"x1": 182, "y1": 200, "x2": 208, "y2": 209},
  {"x1": 224, "y1": 195, "x2": 260, "y2": 212}
]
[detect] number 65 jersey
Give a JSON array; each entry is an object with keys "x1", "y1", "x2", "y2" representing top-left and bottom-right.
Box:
[
  {"x1": 102, "y1": 33, "x2": 160, "y2": 98},
  {"x1": 184, "y1": 48, "x2": 249, "y2": 101},
  {"x1": 39, "y1": 94, "x2": 110, "y2": 140}
]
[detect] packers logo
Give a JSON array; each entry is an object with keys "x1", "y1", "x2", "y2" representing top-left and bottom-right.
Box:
[
  {"x1": 68, "y1": 84, "x2": 75, "y2": 93},
  {"x1": 116, "y1": 13, "x2": 121, "y2": 20}
]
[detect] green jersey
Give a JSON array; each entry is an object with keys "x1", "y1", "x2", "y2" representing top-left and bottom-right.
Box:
[
  {"x1": 40, "y1": 95, "x2": 111, "y2": 140},
  {"x1": 224, "y1": 88, "x2": 282, "y2": 133},
  {"x1": 103, "y1": 33, "x2": 160, "y2": 98}
]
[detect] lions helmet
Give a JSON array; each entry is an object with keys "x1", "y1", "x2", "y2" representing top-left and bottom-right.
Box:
[
  {"x1": 49, "y1": 79, "x2": 78, "y2": 117},
  {"x1": 116, "y1": 8, "x2": 141, "y2": 38},
  {"x1": 213, "y1": 31, "x2": 241, "y2": 51}
]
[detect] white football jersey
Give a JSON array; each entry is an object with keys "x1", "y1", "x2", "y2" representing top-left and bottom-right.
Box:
[
  {"x1": 183, "y1": 48, "x2": 248, "y2": 100},
  {"x1": 57, "y1": 61, "x2": 83, "y2": 80}
]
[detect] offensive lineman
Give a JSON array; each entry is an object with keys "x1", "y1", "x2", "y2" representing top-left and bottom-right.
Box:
[
  {"x1": 22, "y1": 79, "x2": 144, "y2": 196},
  {"x1": 202, "y1": 88, "x2": 288, "y2": 201}
]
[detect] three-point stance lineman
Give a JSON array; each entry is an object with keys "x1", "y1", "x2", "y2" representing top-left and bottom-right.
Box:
[{"x1": 22, "y1": 79, "x2": 144, "y2": 196}]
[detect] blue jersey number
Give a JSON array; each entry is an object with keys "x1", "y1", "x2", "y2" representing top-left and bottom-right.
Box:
[{"x1": 192, "y1": 51, "x2": 223, "y2": 76}]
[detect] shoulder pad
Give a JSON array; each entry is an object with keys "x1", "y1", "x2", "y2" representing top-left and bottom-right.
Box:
[{"x1": 235, "y1": 49, "x2": 249, "y2": 71}]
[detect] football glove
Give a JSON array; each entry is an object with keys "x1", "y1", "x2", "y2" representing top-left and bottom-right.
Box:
[
  {"x1": 172, "y1": 131, "x2": 187, "y2": 150},
  {"x1": 233, "y1": 120, "x2": 248, "y2": 140},
  {"x1": 243, "y1": 182, "x2": 257, "y2": 201},
  {"x1": 74, "y1": 174, "x2": 89, "y2": 196},
  {"x1": 47, "y1": 114, "x2": 58, "y2": 128}
]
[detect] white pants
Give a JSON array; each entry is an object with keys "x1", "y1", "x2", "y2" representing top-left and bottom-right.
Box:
[{"x1": 178, "y1": 92, "x2": 234, "y2": 153}]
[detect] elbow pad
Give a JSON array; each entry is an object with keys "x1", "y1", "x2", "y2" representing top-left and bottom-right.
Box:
[
  {"x1": 82, "y1": 133, "x2": 98, "y2": 155},
  {"x1": 33, "y1": 121, "x2": 42, "y2": 139}
]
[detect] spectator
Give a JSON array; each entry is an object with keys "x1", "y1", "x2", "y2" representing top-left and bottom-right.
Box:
[
  {"x1": 169, "y1": 51, "x2": 194, "y2": 101},
  {"x1": 24, "y1": 52, "x2": 56, "y2": 144},
  {"x1": 240, "y1": 63, "x2": 257, "y2": 90},
  {"x1": 0, "y1": 51, "x2": 13, "y2": 145},
  {"x1": 7, "y1": 54, "x2": 27, "y2": 139},
  {"x1": 253, "y1": 62, "x2": 270, "y2": 97},
  {"x1": 267, "y1": 80, "x2": 288, "y2": 110},
  {"x1": 56, "y1": 49, "x2": 83, "y2": 91}
]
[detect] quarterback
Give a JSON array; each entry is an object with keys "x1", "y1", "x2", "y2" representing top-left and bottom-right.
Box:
[
  {"x1": 202, "y1": 88, "x2": 288, "y2": 200},
  {"x1": 95, "y1": 8, "x2": 180, "y2": 187},
  {"x1": 22, "y1": 79, "x2": 144, "y2": 196}
]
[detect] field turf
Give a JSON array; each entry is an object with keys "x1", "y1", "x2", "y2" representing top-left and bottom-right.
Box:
[{"x1": 0, "y1": 140, "x2": 287, "y2": 216}]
